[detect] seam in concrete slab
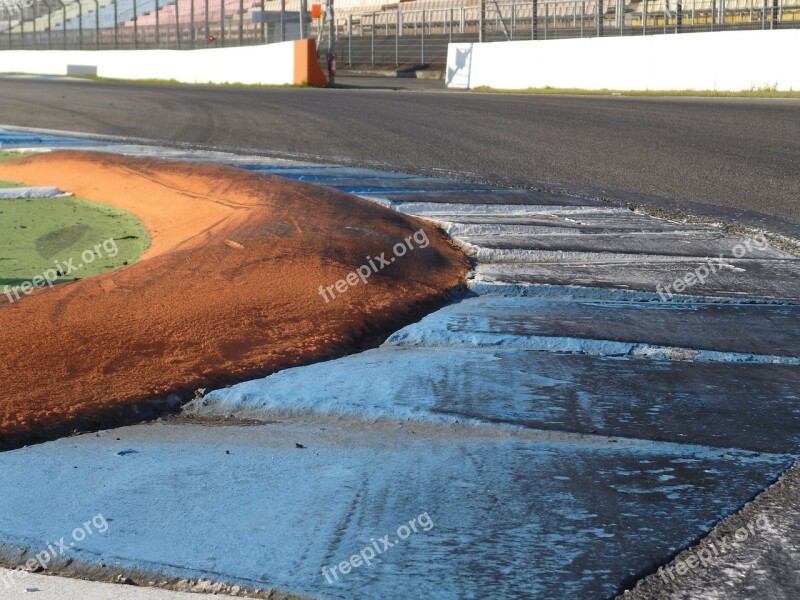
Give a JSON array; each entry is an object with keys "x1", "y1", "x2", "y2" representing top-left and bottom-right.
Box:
[
  {"x1": 0, "y1": 543, "x2": 310, "y2": 600},
  {"x1": 385, "y1": 331, "x2": 800, "y2": 365},
  {"x1": 617, "y1": 458, "x2": 800, "y2": 599},
  {"x1": 464, "y1": 282, "x2": 800, "y2": 305}
]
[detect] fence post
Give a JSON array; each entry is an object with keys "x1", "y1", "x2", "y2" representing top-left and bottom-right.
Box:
[
  {"x1": 396, "y1": 8, "x2": 399, "y2": 64},
  {"x1": 95, "y1": 0, "x2": 99, "y2": 48},
  {"x1": 531, "y1": 0, "x2": 537, "y2": 38},
  {"x1": 156, "y1": 0, "x2": 160, "y2": 46},
  {"x1": 421, "y1": 9, "x2": 425, "y2": 64},
  {"x1": 299, "y1": 0, "x2": 305, "y2": 38},
  {"x1": 45, "y1": 2, "x2": 52, "y2": 49},
  {"x1": 176, "y1": 0, "x2": 181, "y2": 48},
  {"x1": 279, "y1": 0, "x2": 284, "y2": 41},
  {"x1": 113, "y1": 0, "x2": 118, "y2": 48},
  {"x1": 371, "y1": 11, "x2": 374, "y2": 65},
  {"x1": 544, "y1": 1, "x2": 547, "y2": 37},
  {"x1": 191, "y1": 0, "x2": 196, "y2": 48},
  {"x1": 220, "y1": 0, "x2": 224, "y2": 45},
  {"x1": 238, "y1": 0, "x2": 243, "y2": 44},
  {"x1": 259, "y1": 0, "x2": 264, "y2": 43},
  {"x1": 78, "y1": 0, "x2": 83, "y2": 50},
  {"x1": 479, "y1": 0, "x2": 483, "y2": 41},
  {"x1": 711, "y1": 0, "x2": 720, "y2": 31},
  {"x1": 327, "y1": 0, "x2": 335, "y2": 84},
  {"x1": 597, "y1": 0, "x2": 603, "y2": 36},
  {"x1": 642, "y1": 0, "x2": 646, "y2": 33},
  {"x1": 449, "y1": 7, "x2": 453, "y2": 42},
  {"x1": 347, "y1": 13, "x2": 351, "y2": 64}
]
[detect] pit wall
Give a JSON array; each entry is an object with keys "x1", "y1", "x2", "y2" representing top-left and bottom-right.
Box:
[
  {"x1": 0, "y1": 39, "x2": 327, "y2": 86},
  {"x1": 446, "y1": 29, "x2": 800, "y2": 91}
]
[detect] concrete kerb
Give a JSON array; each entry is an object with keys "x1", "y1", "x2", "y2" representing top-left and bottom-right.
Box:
[
  {"x1": 619, "y1": 458, "x2": 800, "y2": 599},
  {"x1": 0, "y1": 541, "x2": 309, "y2": 599},
  {"x1": 1, "y1": 127, "x2": 799, "y2": 598}
]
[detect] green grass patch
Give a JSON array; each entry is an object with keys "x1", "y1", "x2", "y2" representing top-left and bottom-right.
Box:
[
  {"x1": 1, "y1": 72, "x2": 315, "y2": 88},
  {"x1": 0, "y1": 180, "x2": 22, "y2": 188},
  {"x1": 0, "y1": 151, "x2": 39, "y2": 164},
  {"x1": 473, "y1": 85, "x2": 800, "y2": 98},
  {"x1": 72, "y1": 75, "x2": 314, "y2": 88},
  {"x1": 0, "y1": 196, "x2": 150, "y2": 290}
]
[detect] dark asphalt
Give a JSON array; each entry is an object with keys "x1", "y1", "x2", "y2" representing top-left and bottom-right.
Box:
[{"x1": 1, "y1": 75, "x2": 798, "y2": 225}]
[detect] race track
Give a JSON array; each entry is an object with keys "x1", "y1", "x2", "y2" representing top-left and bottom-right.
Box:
[{"x1": 0, "y1": 76, "x2": 798, "y2": 223}]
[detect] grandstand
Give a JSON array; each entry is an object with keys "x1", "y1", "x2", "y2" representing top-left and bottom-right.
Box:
[
  {"x1": 2, "y1": 0, "x2": 799, "y2": 55},
  {"x1": 62, "y1": 0, "x2": 174, "y2": 30}
]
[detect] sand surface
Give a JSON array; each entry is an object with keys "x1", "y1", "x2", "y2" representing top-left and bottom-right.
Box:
[{"x1": 0, "y1": 151, "x2": 467, "y2": 449}]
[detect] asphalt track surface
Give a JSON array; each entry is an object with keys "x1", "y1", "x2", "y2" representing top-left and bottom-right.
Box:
[{"x1": 0, "y1": 75, "x2": 798, "y2": 226}]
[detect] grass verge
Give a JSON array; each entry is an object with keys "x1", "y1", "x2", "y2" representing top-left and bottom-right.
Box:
[
  {"x1": 0, "y1": 195, "x2": 149, "y2": 289},
  {"x1": 0, "y1": 151, "x2": 39, "y2": 164},
  {"x1": 1, "y1": 72, "x2": 316, "y2": 88},
  {"x1": 473, "y1": 86, "x2": 800, "y2": 98}
]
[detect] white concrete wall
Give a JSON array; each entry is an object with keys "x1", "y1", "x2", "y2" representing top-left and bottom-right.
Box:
[
  {"x1": 446, "y1": 30, "x2": 800, "y2": 91},
  {"x1": 0, "y1": 41, "x2": 296, "y2": 85}
]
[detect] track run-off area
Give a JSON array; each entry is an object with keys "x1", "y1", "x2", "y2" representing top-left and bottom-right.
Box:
[{"x1": 0, "y1": 122, "x2": 798, "y2": 599}]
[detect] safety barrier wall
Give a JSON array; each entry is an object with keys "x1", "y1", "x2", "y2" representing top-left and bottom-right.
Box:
[
  {"x1": 0, "y1": 38, "x2": 327, "y2": 84},
  {"x1": 445, "y1": 28, "x2": 800, "y2": 90}
]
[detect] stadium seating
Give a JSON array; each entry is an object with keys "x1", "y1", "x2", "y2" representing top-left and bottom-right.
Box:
[
  {"x1": 11, "y1": 0, "x2": 115, "y2": 33},
  {"x1": 62, "y1": 0, "x2": 175, "y2": 30},
  {"x1": 131, "y1": 0, "x2": 260, "y2": 27},
  {"x1": 10, "y1": 0, "x2": 800, "y2": 39}
]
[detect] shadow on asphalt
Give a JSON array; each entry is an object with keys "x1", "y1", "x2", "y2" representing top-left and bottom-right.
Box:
[{"x1": 332, "y1": 74, "x2": 446, "y2": 91}]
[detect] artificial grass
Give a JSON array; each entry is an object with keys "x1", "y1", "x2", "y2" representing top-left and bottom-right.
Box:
[
  {"x1": 1, "y1": 72, "x2": 314, "y2": 88},
  {"x1": 0, "y1": 195, "x2": 149, "y2": 289},
  {"x1": 0, "y1": 151, "x2": 38, "y2": 164},
  {"x1": 473, "y1": 85, "x2": 800, "y2": 98}
]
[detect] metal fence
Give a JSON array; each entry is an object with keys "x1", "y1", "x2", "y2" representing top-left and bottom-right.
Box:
[
  {"x1": 335, "y1": 0, "x2": 800, "y2": 65},
  {"x1": 0, "y1": 0, "x2": 306, "y2": 49},
  {"x1": 1, "y1": 0, "x2": 799, "y2": 64}
]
